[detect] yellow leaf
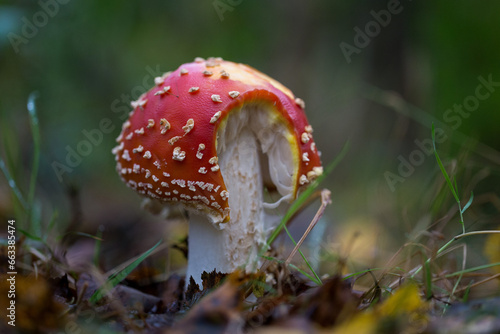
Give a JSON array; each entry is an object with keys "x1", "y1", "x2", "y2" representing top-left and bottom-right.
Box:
[
  {"x1": 378, "y1": 284, "x2": 427, "y2": 316},
  {"x1": 484, "y1": 227, "x2": 500, "y2": 274},
  {"x1": 330, "y1": 313, "x2": 377, "y2": 334},
  {"x1": 331, "y1": 285, "x2": 428, "y2": 334}
]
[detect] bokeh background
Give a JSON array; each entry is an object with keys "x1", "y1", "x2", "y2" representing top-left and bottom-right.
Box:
[{"x1": 1, "y1": 0, "x2": 499, "y2": 293}]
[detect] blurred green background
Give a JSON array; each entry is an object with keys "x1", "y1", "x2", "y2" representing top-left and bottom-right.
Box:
[{"x1": 1, "y1": 0, "x2": 499, "y2": 290}]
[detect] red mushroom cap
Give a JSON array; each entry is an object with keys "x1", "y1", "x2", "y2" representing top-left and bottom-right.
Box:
[{"x1": 113, "y1": 57, "x2": 322, "y2": 224}]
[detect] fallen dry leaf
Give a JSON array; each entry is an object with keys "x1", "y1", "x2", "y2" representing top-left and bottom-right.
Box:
[
  {"x1": 161, "y1": 274, "x2": 184, "y2": 312},
  {"x1": 169, "y1": 272, "x2": 247, "y2": 334},
  {"x1": 290, "y1": 275, "x2": 360, "y2": 328},
  {"x1": 0, "y1": 274, "x2": 65, "y2": 332}
]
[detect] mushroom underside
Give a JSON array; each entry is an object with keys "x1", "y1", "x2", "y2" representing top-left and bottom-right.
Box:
[{"x1": 187, "y1": 103, "x2": 296, "y2": 286}]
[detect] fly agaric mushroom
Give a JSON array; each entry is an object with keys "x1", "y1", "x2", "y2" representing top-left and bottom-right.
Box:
[{"x1": 112, "y1": 57, "x2": 322, "y2": 287}]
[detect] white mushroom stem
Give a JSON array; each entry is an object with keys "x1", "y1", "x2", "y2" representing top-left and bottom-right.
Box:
[
  {"x1": 187, "y1": 214, "x2": 231, "y2": 283},
  {"x1": 187, "y1": 127, "x2": 264, "y2": 287},
  {"x1": 186, "y1": 104, "x2": 295, "y2": 288}
]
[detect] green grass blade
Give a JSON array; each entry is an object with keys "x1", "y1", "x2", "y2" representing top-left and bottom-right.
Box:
[
  {"x1": 432, "y1": 123, "x2": 469, "y2": 234},
  {"x1": 453, "y1": 177, "x2": 459, "y2": 199},
  {"x1": 18, "y1": 227, "x2": 44, "y2": 242},
  {"x1": 424, "y1": 259, "x2": 433, "y2": 300},
  {"x1": 283, "y1": 225, "x2": 322, "y2": 285},
  {"x1": 261, "y1": 255, "x2": 318, "y2": 283},
  {"x1": 445, "y1": 261, "x2": 500, "y2": 277},
  {"x1": 44, "y1": 211, "x2": 59, "y2": 242},
  {"x1": 27, "y1": 92, "x2": 41, "y2": 223},
  {"x1": 461, "y1": 191, "x2": 474, "y2": 214},
  {"x1": 93, "y1": 226, "x2": 104, "y2": 267},
  {"x1": 18, "y1": 227, "x2": 56, "y2": 259},
  {"x1": 431, "y1": 124, "x2": 459, "y2": 203},
  {"x1": 462, "y1": 282, "x2": 472, "y2": 303},
  {"x1": 265, "y1": 141, "x2": 350, "y2": 247},
  {"x1": 342, "y1": 268, "x2": 383, "y2": 280},
  {"x1": 56, "y1": 231, "x2": 104, "y2": 242},
  {"x1": 0, "y1": 157, "x2": 28, "y2": 210},
  {"x1": 30, "y1": 201, "x2": 43, "y2": 237},
  {"x1": 287, "y1": 263, "x2": 318, "y2": 283},
  {"x1": 90, "y1": 239, "x2": 162, "y2": 304}
]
